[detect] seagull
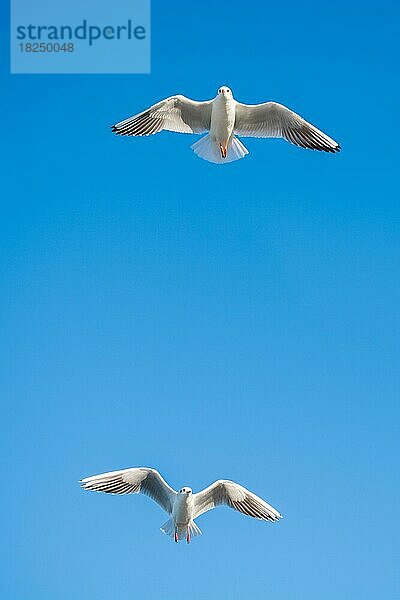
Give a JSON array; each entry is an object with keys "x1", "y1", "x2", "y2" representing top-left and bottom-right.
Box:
[
  {"x1": 80, "y1": 467, "x2": 282, "y2": 543},
  {"x1": 112, "y1": 86, "x2": 340, "y2": 164}
]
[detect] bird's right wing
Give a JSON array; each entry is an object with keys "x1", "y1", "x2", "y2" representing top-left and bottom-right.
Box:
[
  {"x1": 193, "y1": 480, "x2": 282, "y2": 522},
  {"x1": 112, "y1": 95, "x2": 212, "y2": 137},
  {"x1": 80, "y1": 467, "x2": 177, "y2": 514}
]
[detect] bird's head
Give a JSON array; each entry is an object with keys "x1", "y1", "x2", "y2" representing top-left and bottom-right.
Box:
[
  {"x1": 179, "y1": 487, "x2": 192, "y2": 495},
  {"x1": 217, "y1": 86, "x2": 233, "y2": 99}
]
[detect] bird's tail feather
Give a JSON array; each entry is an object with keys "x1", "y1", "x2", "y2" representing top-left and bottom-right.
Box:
[
  {"x1": 188, "y1": 520, "x2": 202, "y2": 538},
  {"x1": 160, "y1": 518, "x2": 202, "y2": 540},
  {"x1": 160, "y1": 517, "x2": 175, "y2": 538},
  {"x1": 191, "y1": 134, "x2": 248, "y2": 164}
]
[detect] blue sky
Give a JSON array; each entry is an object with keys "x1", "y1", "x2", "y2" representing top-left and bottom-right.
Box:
[{"x1": 1, "y1": 0, "x2": 399, "y2": 598}]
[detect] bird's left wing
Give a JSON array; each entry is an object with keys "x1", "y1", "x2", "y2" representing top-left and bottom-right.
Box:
[
  {"x1": 112, "y1": 95, "x2": 212, "y2": 137},
  {"x1": 234, "y1": 101, "x2": 340, "y2": 153},
  {"x1": 80, "y1": 467, "x2": 177, "y2": 514},
  {"x1": 193, "y1": 480, "x2": 282, "y2": 522}
]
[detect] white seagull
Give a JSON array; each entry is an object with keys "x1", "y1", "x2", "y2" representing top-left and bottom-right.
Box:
[
  {"x1": 80, "y1": 467, "x2": 282, "y2": 543},
  {"x1": 112, "y1": 86, "x2": 340, "y2": 164}
]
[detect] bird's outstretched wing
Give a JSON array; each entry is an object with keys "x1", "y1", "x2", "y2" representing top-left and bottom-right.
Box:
[
  {"x1": 193, "y1": 480, "x2": 282, "y2": 522},
  {"x1": 234, "y1": 101, "x2": 340, "y2": 153},
  {"x1": 80, "y1": 467, "x2": 177, "y2": 514},
  {"x1": 112, "y1": 96, "x2": 212, "y2": 137}
]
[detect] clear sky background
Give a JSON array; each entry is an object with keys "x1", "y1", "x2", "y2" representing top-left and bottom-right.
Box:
[{"x1": 1, "y1": 1, "x2": 399, "y2": 598}]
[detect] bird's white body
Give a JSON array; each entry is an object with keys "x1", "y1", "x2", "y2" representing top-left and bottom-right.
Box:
[
  {"x1": 165, "y1": 487, "x2": 200, "y2": 542},
  {"x1": 81, "y1": 468, "x2": 282, "y2": 543},
  {"x1": 191, "y1": 88, "x2": 249, "y2": 163},
  {"x1": 112, "y1": 85, "x2": 341, "y2": 164},
  {"x1": 172, "y1": 489, "x2": 194, "y2": 525},
  {"x1": 209, "y1": 90, "x2": 236, "y2": 153}
]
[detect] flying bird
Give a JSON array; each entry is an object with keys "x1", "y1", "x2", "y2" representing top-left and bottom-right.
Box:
[
  {"x1": 80, "y1": 467, "x2": 282, "y2": 543},
  {"x1": 112, "y1": 86, "x2": 340, "y2": 164}
]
